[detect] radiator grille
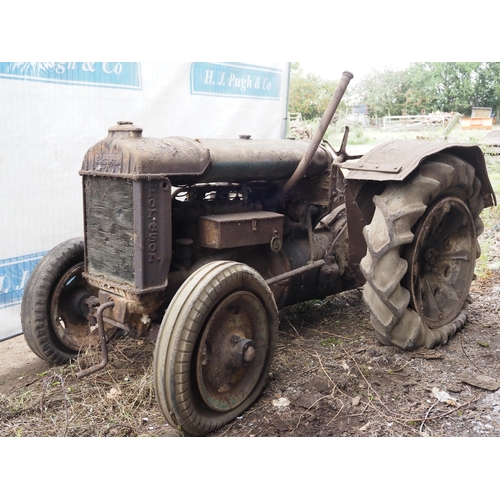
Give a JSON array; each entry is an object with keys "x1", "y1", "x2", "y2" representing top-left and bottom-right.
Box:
[{"x1": 84, "y1": 177, "x2": 135, "y2": 286}]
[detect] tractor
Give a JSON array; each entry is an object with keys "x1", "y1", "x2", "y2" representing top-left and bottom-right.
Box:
[{"x1": 20, "y1": 72, "x2": 496, "y2": 435}]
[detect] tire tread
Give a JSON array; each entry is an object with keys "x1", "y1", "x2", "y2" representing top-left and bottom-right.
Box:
[{"x1": 362, "y1": 155, "x2": 484, "y2": 349}]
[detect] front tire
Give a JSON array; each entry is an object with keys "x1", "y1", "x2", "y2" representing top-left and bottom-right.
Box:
[
  {"x1": 361, "y1": 153, "x2": 485, "y2": 349},
  {"x1": 153, "y1": 261, "x2": 278, "y2": 436},
  {"x1": 21, "y1": 238, "x2": 99, "y2": 364}
]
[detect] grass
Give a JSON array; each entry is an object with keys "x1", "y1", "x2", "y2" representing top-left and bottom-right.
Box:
[
  {"x1": 298, "y1": 119, "x2": 500, "y2": 155},
  {"x1": 321, "y1": 337, "x2": 342, "y2": 347},
  {"x1": 475, "y1": 200, "x2": 500, "y2": 280},
  {"x1": 0, "y1": 338, "x2": 174, "y2": 437},
  {"x1": 485, "y1": 155, "x2": 500, "y2": 196}
]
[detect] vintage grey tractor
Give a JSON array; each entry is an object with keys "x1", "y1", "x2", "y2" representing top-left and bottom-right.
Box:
[{"x1": 20, "y1": 72, "x2": 496, "y2": 435}]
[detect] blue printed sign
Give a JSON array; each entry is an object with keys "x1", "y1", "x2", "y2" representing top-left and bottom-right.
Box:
[
  {"x1": 191, "y1": 62, "x2": 281, "y2": 99},
  {"x1": 0, "y1": 252, "x2": 46, "y2": 310},
  {"x1": 0, "y1": 62, "x2": 142, "y2": 90}
]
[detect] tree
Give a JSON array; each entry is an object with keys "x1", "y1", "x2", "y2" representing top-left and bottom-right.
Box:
[
  {"x1": 405, "y1": 62, "x2": 478, "y2": 114},
  {"x1": 402, "y1": 62, "x2": 441, "y2": 114},
  {"x1": 405, "y1": 62, "x2": 500, "y2": 115},
  {"x1": 289, "y1": 62, "x2": 500, "y2": 121},
  {"x1": 351, "y1": 68, "x2": 408, "y2": 118},
  {"x1": 470, "y1": 62, "x2": 500, "y2": 117},
  {"x1": 288, "y1": 63, "x2": 347, "y2": 121}
]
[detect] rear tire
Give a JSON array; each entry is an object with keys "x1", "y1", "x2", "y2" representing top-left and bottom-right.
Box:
[{"x1": 361, "y1": 153, "x2": 484, "y2": 349}]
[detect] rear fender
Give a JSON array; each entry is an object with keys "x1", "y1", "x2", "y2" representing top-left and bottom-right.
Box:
[
  {"x1": 342, "y1": 140, "x2": 496, "y2": 273},
  {"x1": 343, "y1": 140, "x2": 496, "y2": 208}
]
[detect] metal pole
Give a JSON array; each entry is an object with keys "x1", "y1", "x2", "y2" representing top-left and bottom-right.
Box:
[
  {"x1": 76, "y1": 300, "x2": 114, "y2": 378},
  {"x1": 282, "y1": 71, "x2": 353, "y2": 195}
]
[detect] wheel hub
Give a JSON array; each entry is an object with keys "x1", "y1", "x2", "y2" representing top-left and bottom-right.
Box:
[
  {"x1": 230, "y1": 335, "x2": 256, "y2": 367},
  {"x1": 50, "y1": 263, "x2": 100, "y2": 351},
  {"x1": 196, "y1": 291, "x2": 269, "y2": 412},
  {"x1": 407, "y1": 196, "x2": 476, "y2": 329}
]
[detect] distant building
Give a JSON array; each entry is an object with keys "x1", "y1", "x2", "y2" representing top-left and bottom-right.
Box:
[
  {"x1": 347, "y1": 104, "x2": 369, "y2": 126},
  {"x1": 461, "y1": 107, "x2": 494, "y2": 130}
]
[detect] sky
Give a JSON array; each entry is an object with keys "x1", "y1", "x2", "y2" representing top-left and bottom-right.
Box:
[
  {"x1": 5, "y1": 2, "x2": 495, "y2": 65},
  {"x1": 299, "y1": 61, "x2": 410, "y2": 83}
]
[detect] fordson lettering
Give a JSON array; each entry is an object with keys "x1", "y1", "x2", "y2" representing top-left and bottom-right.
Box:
[{"x1": 147, "y1": 185, "x2": 159, "y2": 263}]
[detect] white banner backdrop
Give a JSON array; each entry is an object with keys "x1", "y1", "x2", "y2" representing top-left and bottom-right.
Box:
[{"x1": 0, "y1": 62, "x2": 290, "y2": 340}]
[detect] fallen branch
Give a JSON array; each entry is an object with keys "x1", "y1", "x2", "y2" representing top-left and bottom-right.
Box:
[
  {"x1": 417, "y1": 393, "x2": 481, "y2": 426},
  {"x1": 460, "y1": 332, "x2": 487, "y2": 375}
]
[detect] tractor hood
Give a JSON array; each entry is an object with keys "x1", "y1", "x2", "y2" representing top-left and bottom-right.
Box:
[{"x1": 80, "y1": 121, "x2": 332, "y2": 184}]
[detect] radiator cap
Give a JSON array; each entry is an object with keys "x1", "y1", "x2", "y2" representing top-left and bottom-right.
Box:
[{"x1": 108, "y1": 121, "x2": 143, "y2": 137}]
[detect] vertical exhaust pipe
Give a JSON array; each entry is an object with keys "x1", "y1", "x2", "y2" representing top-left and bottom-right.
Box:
[{"x1": 282, "y1": 71, "x2": 353, "y2": 195}]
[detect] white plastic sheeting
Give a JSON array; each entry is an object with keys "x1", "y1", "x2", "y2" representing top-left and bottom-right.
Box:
[{"x1": 0, "y1": 62, "x2": 290, "y2": 340}]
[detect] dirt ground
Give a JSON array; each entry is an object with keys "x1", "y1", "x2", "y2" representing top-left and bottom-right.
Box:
[{"x1": 1, "y1": 211, "x2": 500, "y2": 438}]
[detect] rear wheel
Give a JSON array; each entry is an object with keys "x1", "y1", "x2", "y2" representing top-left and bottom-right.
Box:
[
  {"x1": 361, "y1": 153, "x2": 484, "y2": 349},
  {"x1": 406, "y1": 197, "x2": 476, "y2": 328},
  {"x1": 21, "y1": 238, "x2": 99, "y2": 364},
  {"x1": 153, "y1": 261, "x2": 278, "y2": 436}
]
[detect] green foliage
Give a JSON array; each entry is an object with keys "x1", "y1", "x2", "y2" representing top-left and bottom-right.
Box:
[
  {"x1": 352, "y1": 62, "x2": 500, "y2": 118},
  {"x1": 321, "y1": 337, "x2": 342, "y2": 347},
  {"x1": 288, "y1": 63, "x2": 348, "y2": 121},
  {"x1": 404, "y1": 62, "x2": 500, "y2": 115},
  {"x1": 351, "y1": 67, "x2": 408, "y2": 118},
  {"x1": 346, "y1": 124, "x2": 368, "y2": 144}
]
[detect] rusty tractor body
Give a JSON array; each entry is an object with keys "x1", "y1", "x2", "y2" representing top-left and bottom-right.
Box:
[{"x1": 21, "y1": 72, "x2": 496, "y2": 435}]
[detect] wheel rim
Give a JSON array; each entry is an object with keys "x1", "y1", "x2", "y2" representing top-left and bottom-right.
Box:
[
  {"x1": 195, "y1": 291, "x2": 269, "y2": 412},
  {"x1": 50, "y1": 263, "x2": 99, "y2": 352},
  {"x1": 408, "y1": 197, "x2": 476, "y2": 329}
]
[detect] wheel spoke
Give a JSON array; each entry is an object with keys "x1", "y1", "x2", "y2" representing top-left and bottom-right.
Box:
[
  {"x1": 436, "y1": 249, "x2": 472, "y2": 262},
  {"x1": 419, "y1": 270, "x2": 463, "y2": 323},
  {"x1": 409, "y1": 196, "x2": 476, "y2": 329},
  {"x1": 420, "y1": 274, "x2": 443, "y2": 318},
  {"x1": 425, "y1": 214, "x2": 464, "y2": 249},
  {"x1": 428, "y1": 272, "x2": 460, "y2": 302}
]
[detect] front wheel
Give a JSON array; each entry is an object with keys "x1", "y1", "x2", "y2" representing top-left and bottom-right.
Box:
[
  {"x1": 153, "y1": 261, "x2": 278, "y2": 436},
  {"x1": 21, "y1": 238, "x2": 99, "y2": 364},
  {"x1": 361, "y1": 153, "x2": 485, "y2": 349}
]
